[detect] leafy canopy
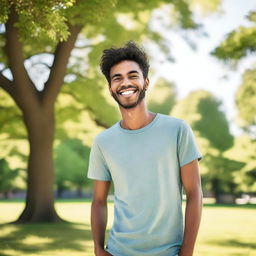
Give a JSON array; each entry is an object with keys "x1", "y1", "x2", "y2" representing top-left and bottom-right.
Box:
[{"x1": 212, "y1": 11, "x2": 256, "y2": 62}]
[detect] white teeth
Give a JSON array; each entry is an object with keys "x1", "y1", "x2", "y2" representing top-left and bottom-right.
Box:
[{"x1": 121, "y1": 90, "x2": 135, "y2": 95}]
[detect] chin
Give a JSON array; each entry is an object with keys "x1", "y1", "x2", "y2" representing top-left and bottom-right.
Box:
[{"x1": 120, "y1": 103, "x2": 138, "y2": 109}]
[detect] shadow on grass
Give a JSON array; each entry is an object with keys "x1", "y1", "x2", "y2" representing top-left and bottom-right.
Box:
[
  {"x1": 0, "y1": 221, "x2": 96, "y2": 255},
  {"x1": 208, "y1": 239, "x2": 256, "y2": 250}
]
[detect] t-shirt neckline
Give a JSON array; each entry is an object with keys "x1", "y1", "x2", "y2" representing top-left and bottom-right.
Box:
[{"x1": 117, "y1": 113, "x2": 160, "y2": 134}]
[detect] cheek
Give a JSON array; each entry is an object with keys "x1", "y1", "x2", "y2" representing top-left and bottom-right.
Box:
[
  {"x1": 140, "y1": 78, "x2": 147, "y2": 85},
  {"x1": 109, "y1": 82, "x2": 118, "y2": 89},
  {"x1": 109, "y1": 84, "x2": 115, "y2": 92},
  {"x1": 108, "y1": 87, "x2": 116, "y2": 96}
]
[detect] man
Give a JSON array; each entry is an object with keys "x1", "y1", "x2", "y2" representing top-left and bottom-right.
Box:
[{"x1": 88, "y1": 41, "x2": 203, "y2": 256}]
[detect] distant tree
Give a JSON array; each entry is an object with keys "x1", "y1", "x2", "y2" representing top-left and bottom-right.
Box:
[
  {"x1": 235, "y1": 69, "x2": 256, "y2": 131},
  {"x1": 0, "y1": 158, "x2": 19, "y2": 199},
  {"x1": 225, "y1": 135, "x2": 256, "y2": 193},
  {"x1": 0, "y1": 91, "x2": 25, "y2": 138},
  {"x1": 212, "y1": 10, "x2": 256, "y2": 134},
  {"x1": 147, "y1": 78, "x2": 176, "y2": 115},
  {"x1": 171, "y1": 90, "x2": 240, "y2": 203},
  {"x1": 54, "y1": 138, "x2": 91, "y2": 198}
]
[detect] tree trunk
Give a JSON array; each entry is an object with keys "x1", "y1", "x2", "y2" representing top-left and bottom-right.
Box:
[
  {"x1": 57, "y1": 185, "x2": 65, "y2": 198},
  {"x1": 212, "y1": 178, "x2": 236, "y2": 204},
  {"x1": 2, "y1": 9, "x2": 82, "y2": 223},
  {"x1": 13, "y1": 108, "x2": 63, "y2": 223},
  {"x1": 76, "y1": 187, "x2": 83, "y2": 198},
  {"x1": 4, "y1": 191, "x2": 9, "y2": 199},
  {"x1": 212, "y1": 178, "x2": 222, "y2": 204}
]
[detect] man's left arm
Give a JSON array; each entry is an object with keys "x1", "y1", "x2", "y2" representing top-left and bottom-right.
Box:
[{"x1": 179, "y1": 159, "x2": 203, "y2": 256}]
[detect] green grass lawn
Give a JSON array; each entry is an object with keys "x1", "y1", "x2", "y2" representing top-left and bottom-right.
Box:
[{"x1": 0, "y1": 200, "x2": 255, "y2": 256}]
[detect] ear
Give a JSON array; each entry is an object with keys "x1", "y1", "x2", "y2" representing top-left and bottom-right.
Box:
[
  {"x1": 145, "y1": 78, "x2": 149, "y2": 90},
  {"x1": 108, "y1": 84, "x2": 112, "y2": 94}
]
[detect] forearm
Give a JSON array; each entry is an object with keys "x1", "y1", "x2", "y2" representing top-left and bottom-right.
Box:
[
  {"x1": 91, "y1": 200, "x2": 108, "y2": 255},
  {"x1": 180, "y1": 190, "x2": 203, "y2": 256}
]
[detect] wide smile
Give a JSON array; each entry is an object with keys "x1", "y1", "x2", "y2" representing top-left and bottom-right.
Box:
[{"x1": 118, "y1": 89, "x2": 138, "y2": 98}]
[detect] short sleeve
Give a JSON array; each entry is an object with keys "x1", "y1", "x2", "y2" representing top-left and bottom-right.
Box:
[
  {"x1": 87, "y1": 139, "x2": 112, "y2": 181},
  {"x1": 177, "y1": 121, "x2": 202, "y2": 167}
]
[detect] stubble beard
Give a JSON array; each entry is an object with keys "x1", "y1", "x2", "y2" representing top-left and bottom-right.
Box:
[{"x1": 111, "y1": 83, "x2": 147, "y2": 109}]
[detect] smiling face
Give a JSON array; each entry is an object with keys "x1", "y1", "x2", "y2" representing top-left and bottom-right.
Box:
[{"x1": 109, "y1": 60, "x2": 149, "y2": 109}]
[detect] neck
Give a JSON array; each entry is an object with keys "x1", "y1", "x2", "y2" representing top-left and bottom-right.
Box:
[{"x1": 119, "y1": 101, "x2": 156, "y2": 130}]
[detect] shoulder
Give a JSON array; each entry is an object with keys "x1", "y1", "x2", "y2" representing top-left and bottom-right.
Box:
[{"x1": 157, "y1": 113, "x2": 187, "y2": 130}]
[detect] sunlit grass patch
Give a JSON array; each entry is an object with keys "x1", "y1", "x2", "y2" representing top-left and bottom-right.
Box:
[
  {"x1": 196, "y1": 204, "x2": 256, "y2": 256},
  {"x1": 22, "y1": 235, "x2": 53, "y2": 245},
  {"x1": 0, "y1": 201, "x2": 255, "y2": 256}
]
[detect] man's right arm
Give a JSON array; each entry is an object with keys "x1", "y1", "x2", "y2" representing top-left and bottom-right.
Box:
[{"x1": 91, "y1": 180, "x2": 112, "y2": 256}]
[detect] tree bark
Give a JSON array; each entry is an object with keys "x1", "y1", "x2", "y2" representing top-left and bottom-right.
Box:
[{"x1": 13, "y1": 108, "x2": 63, "y2": 223}]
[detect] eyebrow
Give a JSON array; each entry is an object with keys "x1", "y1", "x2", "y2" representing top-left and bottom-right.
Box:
[{"x1": 111, "y1": 70, "x2": 140, "y2": 80}]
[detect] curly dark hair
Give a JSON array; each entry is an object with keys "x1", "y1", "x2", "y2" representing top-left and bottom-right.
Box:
[{"x1": 100, "y1": 41, "x2": 150, "y2": 84}]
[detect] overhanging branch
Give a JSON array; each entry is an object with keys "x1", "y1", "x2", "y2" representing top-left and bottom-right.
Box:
[
  {"x1": 43, "y1": 24, "x2": 82, "y2": 107},
  {"x1": 5, "y1": 8, "x2": 39, "y2": 110}
]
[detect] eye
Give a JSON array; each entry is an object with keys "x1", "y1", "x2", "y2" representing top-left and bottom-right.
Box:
[
  {"x1": 113, "y1": 77, "x2": 121, "y2": 81},
  {"x1": 129, "y1": 75, "x2": 138, "y2": 79}
]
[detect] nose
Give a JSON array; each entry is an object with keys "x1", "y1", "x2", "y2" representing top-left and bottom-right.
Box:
[{"x1": 121, "y1": 76, "x2": 130, "y2": 86}]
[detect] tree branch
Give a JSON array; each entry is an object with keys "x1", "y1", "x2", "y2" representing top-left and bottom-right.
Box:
[
  {"x1": 43, "y1": 24, "x2": 82, "y2": 107},
  {"x1": 0, "y1": 72, "x2": 14, "y2": 98},
  {"x1": 5, "y1": 8, "x2": 39, "y2": 111}
]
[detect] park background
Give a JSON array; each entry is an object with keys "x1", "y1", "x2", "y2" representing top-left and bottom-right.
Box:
[{"x1": 0, "y1": 0, "x2": 255, "y2": 255}]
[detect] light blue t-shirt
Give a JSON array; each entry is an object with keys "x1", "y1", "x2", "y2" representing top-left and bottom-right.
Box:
[{"x1": 87, "y1": 113, "x2": 202, "y2": 256}]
